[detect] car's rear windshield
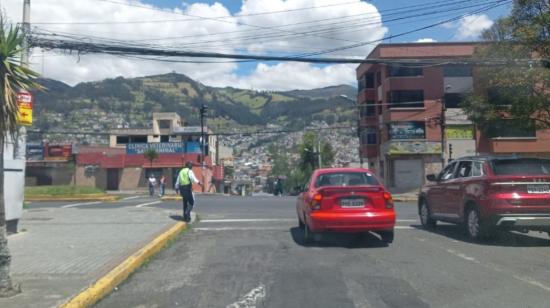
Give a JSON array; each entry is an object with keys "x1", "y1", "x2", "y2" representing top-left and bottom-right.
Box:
[
  {"x1": 491, "y1": 158, "x2": 550, "y2": 175},
  {"x1": 315, "y1": 172, "x2": 379, "y2": 187}
]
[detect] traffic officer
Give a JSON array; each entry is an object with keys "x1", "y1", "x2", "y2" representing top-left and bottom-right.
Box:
[{"x1": 177, "y1": 161, "x2": 202, "y2": 222}]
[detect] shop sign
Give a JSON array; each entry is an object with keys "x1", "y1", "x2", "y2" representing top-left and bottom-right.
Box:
[
  {"x1": 127, "y1": 142, "x2": 185, "y2": 154},
  {"x1": 385, "y1": 141, "x2": 442, "y2": 155},
  {"x1": 446, "y1": 125, "x2": 474, "y2": 139},
  {"x1": 388, "y1": 122, "x2": 425, "y2": 140}
]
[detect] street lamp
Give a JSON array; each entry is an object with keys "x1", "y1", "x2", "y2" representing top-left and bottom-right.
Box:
[{"x1": 340, "y1": 94, "x2": 363, "y2": 168}]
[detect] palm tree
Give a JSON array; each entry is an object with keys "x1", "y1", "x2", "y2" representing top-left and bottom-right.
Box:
[
  {"x1": 143, "y1": 147, "x2": 158, "y2": 167},
  {"x1": 0, "y1": 16, "x2": 41, "y2": 297}
]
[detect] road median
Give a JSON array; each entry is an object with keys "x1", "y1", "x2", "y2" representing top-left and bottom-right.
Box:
[{"x1": 61, "y1": 221, "x2": 187, "y2": 308}]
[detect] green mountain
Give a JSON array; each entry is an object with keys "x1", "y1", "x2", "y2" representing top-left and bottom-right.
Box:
[{"x1": 32, "y1": 73, "x2": 357, "y2": 135}]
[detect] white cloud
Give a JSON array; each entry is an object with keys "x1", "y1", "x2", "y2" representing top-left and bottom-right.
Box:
[
  {"x1": 415, "y1": 38, "x2": 437, "y2": 43},
  {"x1": 205, "y1": 62, "x2": 357, "y2": 91},
  {"x1": 2, "y1": 0, "x2": 386, "y2": 89},
  {"x1": 454, "y1": 14, "x2": 494, "y2": 40}
]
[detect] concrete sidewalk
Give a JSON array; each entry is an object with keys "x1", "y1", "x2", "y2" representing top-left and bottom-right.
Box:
[{"x1": 0, "y1": 204, "x2": 185, "y2": 308}]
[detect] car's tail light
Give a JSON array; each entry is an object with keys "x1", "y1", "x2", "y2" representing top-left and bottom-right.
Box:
[
  {"x1": 383, "y1": 191, "x2": 394, "y2": 209},
  {"x1": 310, "y1": 193, "x2": 323, "y2": 210}
]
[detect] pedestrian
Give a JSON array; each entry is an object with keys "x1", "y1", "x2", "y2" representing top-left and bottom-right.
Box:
[
  {"x1": 148, "y1": 174, "x2": 157, "y2": 197},
  {"x1": 159, "y1": 175, "x2": 166, "y2": 197},
  {"x1": 275, "y1": 177, "x2": 284, "y2": 196},
  {"x1": 176, "y1": 161, "x2": 202, "y2": 222}
]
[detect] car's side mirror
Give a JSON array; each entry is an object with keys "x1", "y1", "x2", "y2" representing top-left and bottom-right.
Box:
[{"x1": 426, "y1": 174, "x2": 438, "y2": 182}]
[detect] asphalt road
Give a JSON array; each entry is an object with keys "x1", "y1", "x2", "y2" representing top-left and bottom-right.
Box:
[{"x1": 33, "y1": 196, "x2": 550, "y2": 308}]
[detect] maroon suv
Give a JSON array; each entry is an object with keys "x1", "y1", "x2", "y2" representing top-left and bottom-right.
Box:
[{"x1": 418, "y1": 156, "x2": 550, "y2": 240}]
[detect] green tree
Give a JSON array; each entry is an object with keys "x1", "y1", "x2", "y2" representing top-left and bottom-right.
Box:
[
  {"x1": 461, "y1": 0, "x2": 550, "y2": 132},
  {"x1": 143, "y1": 147, "x2": 158, "y2": 167},
  {"x1": 0, "y1": 17, "x2": 41, "y2": 297},
  {"x1": 321, "y1": 142, "x2": 335, "y2": 168}
]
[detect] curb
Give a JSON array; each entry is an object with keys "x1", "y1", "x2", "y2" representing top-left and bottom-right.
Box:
[
  {"x1": 60, "y1": 221, "x2": 187, "y2": 308},
  {"x1": 25, "y1": 195, "x2": 121, "y2": 202}
]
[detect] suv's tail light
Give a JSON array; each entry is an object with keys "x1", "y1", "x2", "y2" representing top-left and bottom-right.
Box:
[
  {"x1": 310, "y1": 193, "x2": 323, "y2": 210},
  {"x1": 383, "y1": 191, "x2": 394, "y2": 209}
]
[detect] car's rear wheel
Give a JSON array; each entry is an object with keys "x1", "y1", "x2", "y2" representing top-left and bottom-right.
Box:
[
  {"x1": 298, "y1": 216, "x2": 305, "y2": 229},
  {"x1": 303, "y1": 217, "x2": 314, "y2": 244},
  {"x1": 379, "y1": 230, "x2": 394, "y2": 244},
  {"x1": 419, "y1": 199, "x2": 437, "y2": 229},
  {"x1": 465, "y1": 206, "x2": 493, "y2": 241}
]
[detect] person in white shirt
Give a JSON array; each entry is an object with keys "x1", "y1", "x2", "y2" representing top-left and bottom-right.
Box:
[
  {"x1": 148, "y1": 175, "x2": 157, "y2": 196},
  {"x1": 177, "y1": 161, "x2": 202, "y2": 222}
]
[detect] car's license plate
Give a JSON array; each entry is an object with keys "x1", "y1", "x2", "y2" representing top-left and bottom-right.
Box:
[
  {"x1": 527, "y1": 184, "x2": 550, "y2": 194},
  {"x1": 340, "y1": 198, "x2": 365, "y2": 208}
]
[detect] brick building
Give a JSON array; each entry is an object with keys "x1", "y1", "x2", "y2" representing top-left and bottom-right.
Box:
[
  {"x1": 74, "y1": 112, "x2": 224, "y2": 192},
  {"x1": 356, "y1": 42, "x2": 550, "y2": 190}
]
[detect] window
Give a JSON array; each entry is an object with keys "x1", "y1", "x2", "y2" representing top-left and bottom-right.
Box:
[
  {"x1": 316, "y1": 172, "x2": 379, "y2": 187},
  {"x1": 443, "y1": 65, "x2": 472, "y2": 77},
  {"x1": 361, "y1": 127, "x2": 377, "y2": 145},
  {"x1": 456, "y1": 161, "x2": 472, "y2": 178},
  {"x1": 472, "y1": 161, "x2": 484, "y2": 176},
  {"x1": 359, "y1": 101, "x2": 375, "y2": 117},
  {"x1": 116, "y1": 136, "x2": 129, "y2": 144},
  {"x1": 388, "y1": 90, "x2": 424, "y2": 108},
  {"x1": 439, "y1": 162, "x2": 457, "y2": 181},
  {"x1": 160, "y1": 135, "x2": 169, "y2": 142},
  {"x1": 129, "y1": 135, "x2": 147, "y2": 143},
  {"x1": 486, "y1": 120, "x2": 536, "y2": 138},
  {"x1": 158, "y1": 120, "x2": 171, "y2": 129},
  {"x1": 358, "y1": 73, "x2": 374, "y2": 91},
  {"x1": 444, "y1": 93, "x2": 465, "y2": 109},
  {"x1": 388, "y1": 65, "x2": 423, "y2": 77},
  {"x1": 491, "y1": 158, "x2": 550, "y2": 175}
]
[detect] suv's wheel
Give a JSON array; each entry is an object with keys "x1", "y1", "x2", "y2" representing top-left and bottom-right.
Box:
[
  {"x1": 419, "y1": 199, "x2": 437, "y2": 229},
  {"x1": 465, "y1": 206, "x2": 492, "y2": 240},
  {"x1": 379, "y1": 231, "x2": 394, "y2": 244}
]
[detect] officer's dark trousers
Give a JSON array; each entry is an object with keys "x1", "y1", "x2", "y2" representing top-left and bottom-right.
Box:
[{"x1": 180, "y1": 184, "x2": 194, "y2": 220}]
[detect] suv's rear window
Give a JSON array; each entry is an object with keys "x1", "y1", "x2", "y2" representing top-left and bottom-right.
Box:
[
  {"x1": 491, "y1": 158, "x2": 550, "y2": 175},
  {"x1": 316, "y1": 172, "x2": 379, "y2": 187}
]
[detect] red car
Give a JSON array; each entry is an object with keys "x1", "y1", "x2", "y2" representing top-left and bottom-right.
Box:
[
  {"x1": 419, "y1": 156, "x2": 550, "y2": 240},
  {"x1": 296, "y1": 168, "x2": 396, "y2": 244}
]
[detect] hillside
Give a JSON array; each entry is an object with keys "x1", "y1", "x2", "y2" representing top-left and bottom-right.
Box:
[{"x1": 31, "y1": 73, "x2": 357, "y2": 142}]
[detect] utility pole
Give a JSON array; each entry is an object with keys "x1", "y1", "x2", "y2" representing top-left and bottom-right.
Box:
[
  {"x1": 317, "y1": 138, "x2": 322, "y2": 168},
  {"x1": 440, "y1": 97, "x2": 447, "y2": 169},
  {"x1": 199, "y1": 104, "x2": 208, "y2": 193},
  {"x1": 15, "y1": 0, "x2": 31, "y2": 160}
]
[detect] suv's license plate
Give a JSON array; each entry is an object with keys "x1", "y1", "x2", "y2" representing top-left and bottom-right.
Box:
[
  {"x1": 340, "y1": 198, "x2": 365, "y2": 207},
  {"x1": 527, "y1": 184, "x2": 550, "y2": 194}
]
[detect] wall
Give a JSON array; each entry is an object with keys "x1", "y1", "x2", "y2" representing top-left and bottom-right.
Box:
[
  {"x1": 75, "y1": 166, "x2": 107, "y2": 189},
  {"x1": 119, "y1": 167, "x2": 143, "y2": 190}
]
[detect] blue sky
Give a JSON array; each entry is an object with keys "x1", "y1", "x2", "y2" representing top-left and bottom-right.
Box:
[{"x1": 144, "y1": 0, "x2": 512, "y2": 43}]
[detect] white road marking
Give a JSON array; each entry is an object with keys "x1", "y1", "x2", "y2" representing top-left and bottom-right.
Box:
[
  {"x1": 135, "y1": 201, "x2": 162, "y2": 208},
  {"x1": 414, "y1": 237, "x2": 550, "y2": 293},
  {"x1": 195, "y1": 226, "x2": 415, "y2": 231},
  {"x1": 195, "y1": 227, "x2": 287, "y2": 231},
  {"x1": 122, "y1": 196, "x2": 142, "y2": 200},
  {"x1": 201, "y1": 218, "x2": 295, "y2": 223},
  {"x1": 227, "y1": 284, "x2": 266, "y2": 308},
  {"x1": 61, "y1": 201, "x2": 101, "y2": 208},
  {"x1": 394, "y1": 226, "x2": 414, "y2": 230}
]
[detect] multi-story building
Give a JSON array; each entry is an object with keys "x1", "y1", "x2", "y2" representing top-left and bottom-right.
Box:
[
  {"x1": 74, "y1": 112, "x2": 223, "y2": 192},
  {"x1": 356, "y1": 42, "x2": 550, "y2": 190}
]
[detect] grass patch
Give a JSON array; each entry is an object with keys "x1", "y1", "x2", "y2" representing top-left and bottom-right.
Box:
[{"x1": 25, "y1": 185, "x2": 105, "y2": 196}]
